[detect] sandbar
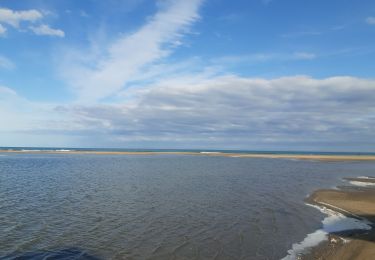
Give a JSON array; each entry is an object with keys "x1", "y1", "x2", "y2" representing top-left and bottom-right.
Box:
[{"x1": 1, "y1": 149, "x2": 375, "y2": 161}]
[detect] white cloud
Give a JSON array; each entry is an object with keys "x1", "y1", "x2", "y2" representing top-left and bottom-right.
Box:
[
  {"x1": 0, "y1": 7, "x2": 42, "y2": 28},
  {"x1": 293, "y1": 52, "x2": 316, "y2": 60},
  {"x1": 0, "y1": 24, "x2": 6, "y2": 35},
  {"x1": 30, "y1": 24, "x2": 65, "y2": 37},
  {"x1": 281, "y1": 31, "x2": 322, "y2": 38},
  {"x1": 0, "y1": 85, "x2": 79, "y2": 147},
  {"x1": 0, "y1": 7, "x2": 63, "y2": 37},
  {"x1": 61, "y1": 0, "x2": 203, "y2": 102},
  {"x1": 0, "y1": 86, "x2": 41, "y2": 131},
  {"x1": 366, "y1": 17, "x2": 375, "y2": 25},
  {"x1": 0, "y1": 55, "x2": 15, "y2": 70},
  {"x1": 0, "y1": 86, "x2": 17, "y2": 96},
  {"x1": 1, "y1": 75, "x2": 375, "y2": 150},
  {"x1": 44, "y1": 75, "x2": 375, "y2": 150},
  {"x1": 213, "y1": 51, "x2": 317, "y2": 65}
]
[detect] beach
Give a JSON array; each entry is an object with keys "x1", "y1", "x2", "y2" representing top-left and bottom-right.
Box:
[
  {"x1": 300, "y1": 177, "x2": 375, "y2": 260},
  {"x1": 1, "y1": 149, "x2": 375, "y2": 161}
]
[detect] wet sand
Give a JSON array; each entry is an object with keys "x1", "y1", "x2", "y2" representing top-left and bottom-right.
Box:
[
  {"x1": 303, "y1": 177, "x2": 375, "y2": 260},
  {"x1": 1, "y1": 149, "x2": 375, "y2": 161}
]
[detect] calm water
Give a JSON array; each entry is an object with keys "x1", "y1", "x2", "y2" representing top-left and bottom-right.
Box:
[{"x1": 1, "y1": 153, "x2": 374, "y2": 259}]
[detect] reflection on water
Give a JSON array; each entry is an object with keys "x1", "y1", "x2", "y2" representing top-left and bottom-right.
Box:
[{"x1": 0, "y1": 154, "x2": 374, "y2": 259}]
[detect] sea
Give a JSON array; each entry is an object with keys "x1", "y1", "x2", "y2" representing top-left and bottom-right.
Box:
[{"x1": 1, "y1": 148, "x2": 375, "y2": 259}]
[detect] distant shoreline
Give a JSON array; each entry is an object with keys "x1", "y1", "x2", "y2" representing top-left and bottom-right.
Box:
[{"x1": 1, "y1": 149, "x2": 375, "y2": 161}]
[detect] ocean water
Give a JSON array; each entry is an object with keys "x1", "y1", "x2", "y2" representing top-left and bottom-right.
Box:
[{"x1": 0, "y1": 153, "x2": 374, "y2": 259}]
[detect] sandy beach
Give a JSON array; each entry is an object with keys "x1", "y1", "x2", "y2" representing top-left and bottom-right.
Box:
[
  {"x1": 303, "y1": 177, "x2": 375, "y2": 260},
  {"x1": 1, "y1": 149, "x2": 375, "y2": 161}
]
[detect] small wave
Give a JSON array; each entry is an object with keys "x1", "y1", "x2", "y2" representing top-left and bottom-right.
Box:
[
  {"x1": 357, "y1": 176, "x2": 375, "y2": 179},
  {"x1": 21, "y1": 149, "x2": 41, "y2": 152},
  {"x1": 199, "y1": 152, "x2": 222, "y2": 154},
  {"x1": 282, "y1": 203, "x2": 372, "y2": 260},
  {"x1": 349, "y1": 181, "x2": 375, "y2": 187},
  {"x1": 55, "y1": 149, "x2": 72, "y2": 152}
]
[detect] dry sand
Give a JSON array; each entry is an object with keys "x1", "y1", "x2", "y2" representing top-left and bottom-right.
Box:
[
  {"x1": 303, "y1": 177, "x2": 375, "y2": 260},
  {"x1": 1, "y1": 149, "x2": 375, "y2": 161}
]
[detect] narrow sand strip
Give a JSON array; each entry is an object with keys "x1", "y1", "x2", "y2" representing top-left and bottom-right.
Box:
[{"x1": 1, "y1": 149, "x2": 375, "y2": 161}]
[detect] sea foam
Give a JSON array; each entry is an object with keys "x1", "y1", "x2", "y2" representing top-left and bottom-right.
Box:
[
  {"x1": 281, "y1": 204, "x2": 372, "y2": 260},
  {"x1": 347, "y1": 176, "x2": 375, "y2": 187},
  {"x1": 357, "y1": 176, "x2": 375, "y2": 179},
  {"x1": 349, "y1": 181, "x2": 375, "y2": 187}
]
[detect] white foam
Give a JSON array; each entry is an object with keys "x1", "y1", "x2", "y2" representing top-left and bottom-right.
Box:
[
  {"x1": 199, "y1": 151, "x2": 222, "y2": 154},
  {"x1": 55, "y1": 149, "x2": 71, "y2": 152},
  {"x1": 281, "y1": 204, "x2": 372, "y2": 260},
  {"x1": 21, "y1": 149, "x2": 41, "y2": 152},
  {"x1": 358, "y1": 176, "x2": 375, "y2": 180},
  {"x1": 282, "y1": 230, "x2": 327, "y2": 260},
  {"x1": 349, "y1": 181, "x2": 375, "y2": 187}
]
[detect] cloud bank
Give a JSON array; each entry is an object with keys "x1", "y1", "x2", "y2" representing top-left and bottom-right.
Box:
[
  {"x1": 2, "y1": 75, "x2": 369, "y2": 150},
  {"x1": 1, "y1": 71, "x2": 375, "y2": 150}
]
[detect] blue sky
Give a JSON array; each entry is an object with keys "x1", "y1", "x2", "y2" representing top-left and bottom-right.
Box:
[{"x1": 0, "y1": 0, "x2": 375, "y2": 151}]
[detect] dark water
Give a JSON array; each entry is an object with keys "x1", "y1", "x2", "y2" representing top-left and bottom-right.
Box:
[{"x1": 1, "y1": 153, "x2": 374, "y2": 259}]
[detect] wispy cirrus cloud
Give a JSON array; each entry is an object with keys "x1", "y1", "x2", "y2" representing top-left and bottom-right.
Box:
[
  {"x1": 281, "y1": 30, "x2": 322, "y2": 38},
  {"x1": 0, "y1": 55, "x2": 15, "y2": 70},
  {"x1": 29, "y1": 24, "x2": 65, "y2": 37},
  {"x1": 0, "y1": 24, "x2": 6, "y2": 35},
  {"x1": 61, "y1": 0, "x2": 203, "y2": 102},
  {"x1": 281, "y1": 24, "x2": 347, "y2": 38},
  {"x1": 366, "y1": 16, "x2": 375, "y2": 25},
  {"x1": 293, "y1": 52, "x2": 316, "y2": 60},
  {"x1": 261, "y1": 0, "x2": 273, "y2": 5},
  {"x1": 213, "y1": 51, "x2": 316, "y2": 65}
]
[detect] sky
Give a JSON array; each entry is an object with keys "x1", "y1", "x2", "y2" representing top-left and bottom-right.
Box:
[{"x1": 0, "y1": 0, "x2": 375, "y2": 151}]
